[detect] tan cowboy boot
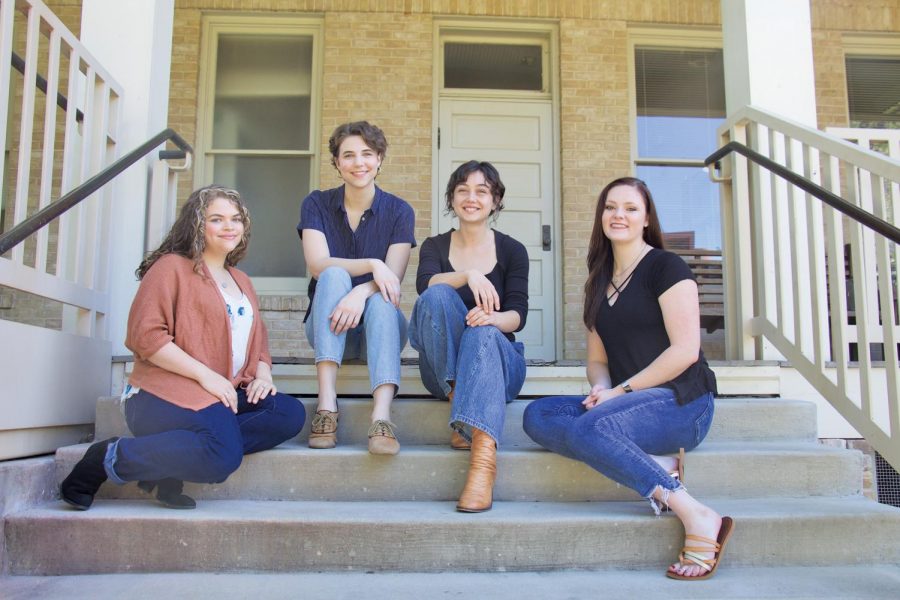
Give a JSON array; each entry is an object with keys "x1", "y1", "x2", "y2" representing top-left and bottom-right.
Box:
[
  {"x1": 450, "y1": 429, "x2": 471, "y2": 450},
  {"x1": 456, "y1": 428, "x2": 497, "y2": 512}
]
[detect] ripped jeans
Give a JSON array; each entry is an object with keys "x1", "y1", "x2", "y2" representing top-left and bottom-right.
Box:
[{"x1": 523, "y1": 388, "x2": 714, "y2": 502}]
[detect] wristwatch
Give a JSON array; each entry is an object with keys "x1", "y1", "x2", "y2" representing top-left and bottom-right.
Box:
[{"x1": 621, "y1": 381, "x2": 634, "y2": 393}]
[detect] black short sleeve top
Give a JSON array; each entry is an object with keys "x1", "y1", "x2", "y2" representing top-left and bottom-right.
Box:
[{"x1": 594, "y1": 248, "x2": 717, "y2": 404}]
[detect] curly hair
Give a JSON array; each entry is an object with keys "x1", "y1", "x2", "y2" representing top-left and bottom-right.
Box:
[
  {"x1": 444, "y1": 160, "x2": 506, "y2": 219},
  {"x1": 582, "y1": 177, "x2": 665, "y2": 329},
  {"x1": 328, "y1": 121, "x2": 388, "y2": 169},
  {"x1": 136, "y1": 185, "x2": 251, "y2": 280}
]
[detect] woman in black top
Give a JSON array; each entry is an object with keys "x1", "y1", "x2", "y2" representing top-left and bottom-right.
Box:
[
  {"x1": 409, "y1": 160, "x2": 529, "y2": 513},
  {"x1": 523, "y1": 177, "x2": 732, "y2": 580}
]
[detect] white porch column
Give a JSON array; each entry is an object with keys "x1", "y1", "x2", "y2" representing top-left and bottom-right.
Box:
[
  {"x1": 720, "y1": 0, "x2": 817, "y2": 360},
  {"x1": 722, "y1": 0, "x2": 817, "y2": 124},
  {"x1": 80, "y1": 0, "x2": 175, "y2": 356}
]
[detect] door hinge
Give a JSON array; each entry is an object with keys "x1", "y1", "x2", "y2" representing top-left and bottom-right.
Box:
[{"x1": 437, "y1": 127, "x2": 440, "y2": 150}]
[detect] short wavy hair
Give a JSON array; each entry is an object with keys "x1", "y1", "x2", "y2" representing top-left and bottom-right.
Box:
[
  {"x1": 328, "y1": 121, "x2": 388, "y2": 169},
  {"x1": 443, "y1": 160, "x2": 506, "y2": 218}
]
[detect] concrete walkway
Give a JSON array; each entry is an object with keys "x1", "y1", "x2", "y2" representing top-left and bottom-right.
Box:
[{"x1": 4, "y1": 567, "x2": 900, "y2": 599}]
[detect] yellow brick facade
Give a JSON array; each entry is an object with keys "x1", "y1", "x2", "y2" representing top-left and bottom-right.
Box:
[{"x1": 21, "y1": 0, "x2": 899, "y2": 360}]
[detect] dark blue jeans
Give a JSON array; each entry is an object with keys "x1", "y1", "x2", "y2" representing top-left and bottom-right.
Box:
[
  {"x1": 105, "y1": 388, "x2": 305, "y2": 484},
  {"x1": 409, "y1": 284, "x2": 526, "y2": 445},
  {"x1": 523, "y1": 389, "x2": 714, "y2": 498}
]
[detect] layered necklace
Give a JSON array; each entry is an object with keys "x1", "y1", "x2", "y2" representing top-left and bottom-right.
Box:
[{"x1": 607, "y1": 241, "x2": 648, "y2": 301}]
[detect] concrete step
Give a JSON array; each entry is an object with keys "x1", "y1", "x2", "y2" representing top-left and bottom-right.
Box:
[
  {"x1": 55, "y1": 441, "x2": 863, "y2": 502},
  {"x1": 6, "y1": 497, "x2": 899, "y2": 575},
  {"x1": 4, "y1": 566, "x2": 900, "y2": 600},
  {"x1": 95, "y1": 396, "x2": 818, "y2": 445},
  {"x1": 265, "y1": 362, "x2": 782, "y2": 397}
]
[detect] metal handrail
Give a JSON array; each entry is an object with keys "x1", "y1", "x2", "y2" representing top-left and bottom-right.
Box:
[
  {"x1": 11, "y1": 50, "x2": 84, "y2": 123},
  {"x1": 706, "y1": 140, "x2": 900, "y2": 245},
  {"x1": 0, "y1": 128, "x2": 192, "y2": 255}
]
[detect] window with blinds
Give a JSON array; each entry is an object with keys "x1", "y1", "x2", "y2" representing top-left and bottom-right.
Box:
[
  {"x1": 846, "y1": 56, "x2": 900, "y2": 129},
  {"x1": 634, "y1": 47, "x2": 725, "y2": 250}
]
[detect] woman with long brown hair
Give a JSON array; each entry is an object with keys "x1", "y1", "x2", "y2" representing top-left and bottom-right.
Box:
[
  {"x1": 60, "y1": 185, "x2": 305, "y2": 510},
  {"x1": 523, "y1": 177, "x2": 732, "y2": 580}
]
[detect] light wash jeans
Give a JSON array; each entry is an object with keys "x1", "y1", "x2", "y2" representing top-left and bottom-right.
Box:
[
  {"x1": 305, "y1": 266, "x2": 407, "y2": 393},
  {"x1": 408, "y1": 284, "x2": 526, "y2": 445},
  {"x1": 523, "y1": 388, "x2": 715, "y2": 499}
]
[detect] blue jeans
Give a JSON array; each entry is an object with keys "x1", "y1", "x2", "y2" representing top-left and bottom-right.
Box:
[
  {"x1": 104, "y1": 388, "x2": 305, "y2": 484},
  {"x1": 523, "y1": 388, "x2": 714, "y2": 498},
  {"x1": 305, "y1": 266, "x2": 407, "y2": 392},
  {"x1": 408, "y1": 284, "x2": 526, "y2": 445}
]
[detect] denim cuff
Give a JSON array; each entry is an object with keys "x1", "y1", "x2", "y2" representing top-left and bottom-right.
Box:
[{"x1": 103, "y1": 438, "x2": 127, "y2": 485}]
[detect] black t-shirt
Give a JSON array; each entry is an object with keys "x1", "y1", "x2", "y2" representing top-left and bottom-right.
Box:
[
  {"x1": 416, "y1": 229, "x2": 529, "y2": 342},
  {"x1": 594, "y1": 248, "x2": 717, "y2": 405}
]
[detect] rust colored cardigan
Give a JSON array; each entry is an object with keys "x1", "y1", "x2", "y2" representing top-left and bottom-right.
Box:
[{"x1": 125, "y1": 254, "x2": 272, "y2": 411}]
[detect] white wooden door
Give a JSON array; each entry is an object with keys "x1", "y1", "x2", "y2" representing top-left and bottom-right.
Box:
[{"x1": 438, "y1": 99, "x2": 557, "y2": 360}]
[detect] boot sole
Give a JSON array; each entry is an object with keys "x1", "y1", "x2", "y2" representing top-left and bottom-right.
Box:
[
  {"x1": 456, "y1": 504, "x2": 492, "y2": 513},
  {"x1": 60, "y1": 485, "x2": 91, "y2": 511}
]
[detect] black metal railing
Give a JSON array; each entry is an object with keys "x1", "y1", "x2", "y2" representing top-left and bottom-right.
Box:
[
  {"x1": 706, "y1": 141, "x2": 900, "y2": 245},
  {"x1": 11, "y1": 50, "x2": 84, "y2": 123},
  {"x1": 0, "y1": 128, "x2": 192, "y2": 256}
]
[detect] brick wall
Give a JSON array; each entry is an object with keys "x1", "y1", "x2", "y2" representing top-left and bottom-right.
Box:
[
  {"x1": 25, "y1": 0, "x2": 900, "y2": 359},
  {"x1": 558, "y1": 18, "x2": 631, "y2": 358}
]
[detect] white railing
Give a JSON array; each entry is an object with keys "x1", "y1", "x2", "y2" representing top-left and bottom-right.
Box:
[
  {"x1": 715, "y1": 106, "x2": 900, "y2": 469},
  {"x1": 0, "y1": 0, "x2": 123, "y2": 459},
  {"x1": 0, "y1": 0, "x2": 122, "y2": 338}
]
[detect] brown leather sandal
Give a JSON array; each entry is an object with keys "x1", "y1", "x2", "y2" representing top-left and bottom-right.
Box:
[{"x1": 666, "y1": 516, "x2": 735, "y2": 580}]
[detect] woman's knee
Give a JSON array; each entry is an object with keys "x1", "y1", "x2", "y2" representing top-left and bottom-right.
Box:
[
  {"x1": 318, "y1": 266, "x2": 352, "y2": 290},
  {"x1": 523, "y1": 397, "x2": 569, "y2": 439},
  {"x1": 202, "y1": 440, "x2": 243, "y2": 483},
  {"x1": 417, "y1": 284, "x2": 458, "y2": 310},
  {"x1": 522, "y1": 399, "x2": 544, "y2": 440},
  {"x1": 364, "y1": 293, "x2": 398, "y2": 320},
  {"x1": 271, "y1": 393, "x2": 306, "y2": 442}
]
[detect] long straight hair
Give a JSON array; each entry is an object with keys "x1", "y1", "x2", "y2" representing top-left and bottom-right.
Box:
[
  {"x1": 582, "y1": 177, "x2": 665, "y2": 328},
  {"x1": 136, "y1": 185, "x2": 251, "y2": 280}
]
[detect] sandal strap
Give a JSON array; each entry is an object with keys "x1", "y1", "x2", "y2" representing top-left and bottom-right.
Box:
[
  {"x1": 684, "y1": 533, "x2": 721, "y2": 548},
  {"x1": 682, "y1": 543, "x2": 721, "y2": 554},
  {"x1": 680, "y1": 551, "x2": 715, "y2": 572}
]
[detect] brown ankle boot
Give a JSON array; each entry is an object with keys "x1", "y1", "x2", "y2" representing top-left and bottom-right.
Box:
[
  {"x1": 456, "y1": 429, "x2": 496, "y2": 513},
  {"x1": 450, "y1": 429, "x2": 471, "y2": 450}
]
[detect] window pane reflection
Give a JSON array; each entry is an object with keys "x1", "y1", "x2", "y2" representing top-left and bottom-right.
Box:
[
  {"x1": 636, "y1": 165, "x2": 721, "y2": 250},
  {"x1": 213, "y1": 35, "x2": 313, "y2": 151},
  {"x1": 444, "y1": 42, "x2": 542, "y2": 91},
  {"x1": 637, "y1": 116, "x2": 721, "y2": 159},
  {"x1": 213, "y1": 156, "x2": 310, "y2": 277}
]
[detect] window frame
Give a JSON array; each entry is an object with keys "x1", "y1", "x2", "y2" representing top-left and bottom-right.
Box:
[
  {"x1": 627, "y1": 27, "x2": 724, "y2": 250},
  {"x1": 627, "y1": 27, "x2": 723, "y2": 171},
  {"x1": 195, "y1": 13, "x2": 323, "y2": 294},
  {"x1": 437, "y1": 21, "x2": 553, "y2": 100}
]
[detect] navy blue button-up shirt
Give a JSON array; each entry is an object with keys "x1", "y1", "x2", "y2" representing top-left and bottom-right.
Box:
[{"x1": 298, "y1": 185, "x2": 416, "y2": 319}]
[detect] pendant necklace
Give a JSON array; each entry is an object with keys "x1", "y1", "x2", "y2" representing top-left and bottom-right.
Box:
[{"x1": 607, "y1": 242, "x2": 647, "y2": 300}]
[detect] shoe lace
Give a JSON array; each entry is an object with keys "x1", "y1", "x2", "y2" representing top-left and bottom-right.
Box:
[
  {"x1": 368, "y1": 419, "x2": 397, "y2": 439},
  {"x1": 311, "y1": 411, "x2": 337, "y2": 434}
]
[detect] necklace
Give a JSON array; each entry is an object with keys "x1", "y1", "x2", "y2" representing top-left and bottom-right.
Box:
[
  {"x1": 612, "y1": 242, "x2": 647, "y2": 285},
  {"x1": 607, "y1": 242, "x2": 648, "y2": 302}
]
